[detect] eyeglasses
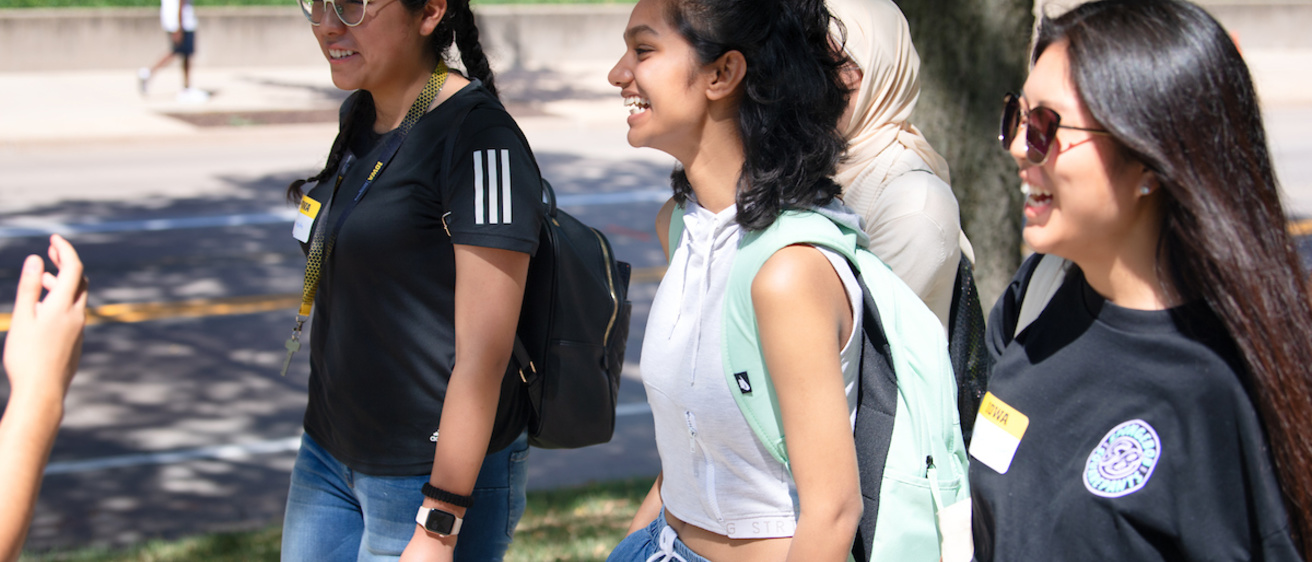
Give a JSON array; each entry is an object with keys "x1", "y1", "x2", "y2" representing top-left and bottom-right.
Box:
[
  {"x1": 1000, "y1": 92, "x2": 1110, "y2": 165},
  {"x1": 300, "y1": 0, "x2": 370, "y2": 27}
]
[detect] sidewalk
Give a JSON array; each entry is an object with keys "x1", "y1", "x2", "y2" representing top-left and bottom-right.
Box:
[
  {"x1": 0, "y1": 66, "x2": 337, "y2": 146},
  {"x1": 0, "y1": 50, "x2": 1308, "y2": 213},
  {"x1": 0, "y1": 60, "x2": 628, "y2": 147},
  {"x1": 1, "y1": 48, "x2": 1308, "y2": 144}
]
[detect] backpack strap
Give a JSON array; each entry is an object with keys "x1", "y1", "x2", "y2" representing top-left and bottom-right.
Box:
[
  {"x1": 718, "y1": 210, "x2": 867, "y2": 468},
  {"x1": 666, "y1": 202, "x2": 686, "y2": 262},
  {"x1": 437, "y1": 88, "x2": 550, "y2": 387},
  {"x1": 707, "y1": 210, "x2": 965, "y2": 562},
  {"x1": 1013, "y1": 254, "x2": 1071, "y2": 338}
]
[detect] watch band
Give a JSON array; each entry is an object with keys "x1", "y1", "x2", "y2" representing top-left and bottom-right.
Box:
[
  {"x1": 415, "y1": 506, "x2": 463, "y2": 536},
  {"x1": 422, "y1": 482, "x2": 475, "y2": 508}
]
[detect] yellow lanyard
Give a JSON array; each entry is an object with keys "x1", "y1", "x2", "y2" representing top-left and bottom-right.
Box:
[{"x1": 280, "y1": 61, "x2": 449, "y2": 376}]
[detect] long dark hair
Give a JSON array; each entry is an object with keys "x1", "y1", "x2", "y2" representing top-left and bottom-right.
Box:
[
  {"x1": 665, "y1": 0, "x2": 848, "y2": 231},
  {"x1": 1037, "y1": 0, "x2": 1312, "y2": 555},
  {"x1": 286, "y1": 0, "x2": 497, "y2": 202}
]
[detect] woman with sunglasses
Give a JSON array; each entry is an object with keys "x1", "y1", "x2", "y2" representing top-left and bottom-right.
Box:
[
  {"x1": 280, "y1": 0, "x2": 541, "y2": 560},
  {"x1": 972, "y1": 0, "x2": 1312, "y2": 560}
]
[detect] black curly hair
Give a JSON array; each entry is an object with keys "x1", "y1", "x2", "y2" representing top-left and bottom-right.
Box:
[{"x1": 664, "y1": 0, "x2": 849, "y2": 231}]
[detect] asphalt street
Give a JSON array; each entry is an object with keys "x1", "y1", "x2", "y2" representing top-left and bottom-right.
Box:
[
  {"x1": 0, "y1": 61, "x2": 1309, "y2": 553},
  {"x1": 0, "y1": 71, "x2": 682, "y2": 551}
]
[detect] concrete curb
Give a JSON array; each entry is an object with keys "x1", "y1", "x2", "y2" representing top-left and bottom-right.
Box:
[{"x1": 0, "y1": 4, "x2": 635, "y2": 73}]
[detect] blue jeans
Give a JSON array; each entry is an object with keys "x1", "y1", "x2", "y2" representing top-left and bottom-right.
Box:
[
  {"x1": 281, "y1": 432, "x2": 529, "y2": 561},
  {"x1": 608, "y1": 510, "x2": 713, "y2": 562}
]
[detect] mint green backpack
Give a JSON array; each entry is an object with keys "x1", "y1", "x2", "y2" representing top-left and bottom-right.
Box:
[{"x1": 669, "y1": 207, "x2": 972, "y2": 562}]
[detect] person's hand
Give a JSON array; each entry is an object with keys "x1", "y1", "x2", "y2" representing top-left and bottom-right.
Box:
[
  {"x1": 3, "y1": 235, "x2": 87, "y2": 404},
  {"x1": 399, "y1": 524, "x2": 455, "y2": 562},
  {"x1": 171, "y1": 30, "x2": 183, "y2": 44}
]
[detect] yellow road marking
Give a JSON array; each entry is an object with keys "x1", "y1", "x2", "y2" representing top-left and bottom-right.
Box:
[
  {"x1": 1289, "y1": 218, "x2": 1312, "y2": 237},
  {"x1": 1, "y1": 214, "x2": 1309, "y2": 333},
  {"x1": 0, "y1": 294, "x2": 301, "y2": 333},
  {"x1": 7, "y1": 213, "x2": 1312, "y2": 333},
  {"x1": 0, "y1": 267, "x2": 671, "y2": 332},
  {"x1": 631, "y1": 265, "x2": 666, "y2": 284}
]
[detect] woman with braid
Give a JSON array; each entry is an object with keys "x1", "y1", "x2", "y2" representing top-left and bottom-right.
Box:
[{"x1": 280, "y1": 0, "x2": 541, "y2": 559}]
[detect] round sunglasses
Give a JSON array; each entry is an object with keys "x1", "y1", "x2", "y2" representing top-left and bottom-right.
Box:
[
  {"x1": 999, "y1": 92, "x2": 1110, "y2": 165},
  {"x1": 300, "y1": 0, "x2": 371, "y2": 27}
]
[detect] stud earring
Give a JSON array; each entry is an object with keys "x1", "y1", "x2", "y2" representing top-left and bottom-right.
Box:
[{"x1": 1139, "y1": 185, "x2": 1151, "y2": 196}]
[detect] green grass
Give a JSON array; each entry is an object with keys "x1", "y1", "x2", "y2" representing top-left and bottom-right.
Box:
[
  {"x1": 0, "y1": 0, "x2": 632, "y2": 7},
  {"x1": 506, "y1": 477, "x2": 653, "y2": 562},
  {"x1": 18, "y1": 527, "x2": 283, "y2": 562},
  {"x1": 19, "y1": 477, "x2": 655, "y2": 562}
]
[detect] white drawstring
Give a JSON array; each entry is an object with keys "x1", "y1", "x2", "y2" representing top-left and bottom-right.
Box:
[{"x1": 644, "y1": 525, "x2": 689, "y2": 562}]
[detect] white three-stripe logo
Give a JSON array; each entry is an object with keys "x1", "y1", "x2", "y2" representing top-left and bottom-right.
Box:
[{"x1": 472, "y1": 149, "x2": 513, "y2": 225}]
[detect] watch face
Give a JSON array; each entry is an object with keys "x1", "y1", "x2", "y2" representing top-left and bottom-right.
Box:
[{"x1": 424, "y1": 509, "x2": 457, "y2": 535}]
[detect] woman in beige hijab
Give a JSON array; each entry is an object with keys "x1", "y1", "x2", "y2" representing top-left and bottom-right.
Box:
[{"x1": 830, "y1": 0, "x2": 972, "y2": 328}]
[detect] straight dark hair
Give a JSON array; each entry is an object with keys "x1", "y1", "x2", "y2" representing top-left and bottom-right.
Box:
[
  {"x1": 664, "y1": 0, "x2": 848, "y2": 231},
  {"x1": 286, "y1": 0, "x2": 497, "y2": 202},
  {"x1": 1037, "y1": 0, "x2": 1312, "y2": 556}
]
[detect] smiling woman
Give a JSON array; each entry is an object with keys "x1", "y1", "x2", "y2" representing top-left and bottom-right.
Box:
[
  {"x1": 278, "y1": 0, "x2": 545, "y2": 561},
  {"x1": 604, "y1": 1, "x2": 897, "y2": 561},
  {"x1": 973, "y1": 1, "x2": 1312, "y2": 560}
]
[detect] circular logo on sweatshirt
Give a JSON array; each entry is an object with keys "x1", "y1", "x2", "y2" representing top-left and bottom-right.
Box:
[{"x1": 1083, "y1": 419, "x2": 1160, "y2": 498}]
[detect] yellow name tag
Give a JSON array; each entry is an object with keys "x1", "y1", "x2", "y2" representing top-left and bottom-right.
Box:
[
  {"x1": 299, "y1": 196, "x2": 321, "y2": 218},
  {"x1": 292, "y1": 195, "x2": 321, "y2": 243},
  {"x1": 969, "y1": 392, "x2": 1030, "y2": 474}
]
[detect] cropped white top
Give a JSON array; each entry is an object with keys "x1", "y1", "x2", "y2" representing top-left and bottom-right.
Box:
[{"x1": 639, "y1": 202, "x2": 862, "y2": 539}]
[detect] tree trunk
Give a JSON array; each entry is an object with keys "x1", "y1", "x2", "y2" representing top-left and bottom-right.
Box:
[{"x1": 896, "y1": 0, "x2": 1035, "y2": 310}]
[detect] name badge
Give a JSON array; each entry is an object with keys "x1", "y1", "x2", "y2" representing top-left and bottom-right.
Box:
[
  {"x1": 969, "y1": 392, "x2": 1030, "y2": 474},
  {"x1": 292, "y1": 195, "x2": 321, "y2": 243}
]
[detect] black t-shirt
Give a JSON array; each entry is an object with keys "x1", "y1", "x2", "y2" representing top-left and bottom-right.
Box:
[
  {"x1": 298, "y1": 82, "x2": 541, "y2": 476},
  {"x1": 971, "y1": 255, "x2": 1300, "y2": 561}
]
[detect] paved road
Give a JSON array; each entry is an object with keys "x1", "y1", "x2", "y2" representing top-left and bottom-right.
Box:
[
  {"x1": 0, "y1": 96, "x2": 681, "y2": 551},
  {"x1": 0, "y1": 67, "x2": 1309, "y2": 552}
]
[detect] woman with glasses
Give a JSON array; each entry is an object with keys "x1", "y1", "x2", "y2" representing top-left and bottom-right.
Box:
[
  {"x1": 280, "y1": 0, "x2": 541, "y2": 560},
  {"x1": 972, "y1": 0, "x2": 1312, "y2": 560}
]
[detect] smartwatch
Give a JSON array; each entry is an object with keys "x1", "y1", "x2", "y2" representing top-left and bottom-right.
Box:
[{"x1": 415, "y1": 506, "x2": 463, "y2": 536}]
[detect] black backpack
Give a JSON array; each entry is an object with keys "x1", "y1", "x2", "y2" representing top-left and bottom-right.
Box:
[{"x1": 441, "y1": 94, "x2": 632, "y2": 451}]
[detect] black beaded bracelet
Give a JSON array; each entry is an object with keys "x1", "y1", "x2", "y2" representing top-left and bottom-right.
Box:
[{"x1": 422, "y1": 482, "x2": 474, "y2": 508}]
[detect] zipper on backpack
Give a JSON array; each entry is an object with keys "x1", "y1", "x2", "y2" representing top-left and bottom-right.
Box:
[
  {"x1": 926, "y1": 455, "x2": 945, "y2": 513},
  {"x1": 592, "y1": 227, "x2": 620, "y2": 347}
]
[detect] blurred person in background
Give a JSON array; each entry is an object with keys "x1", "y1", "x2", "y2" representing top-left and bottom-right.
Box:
[{"x1": 138, "y1": 0, "x2": 208, "y2": 103}]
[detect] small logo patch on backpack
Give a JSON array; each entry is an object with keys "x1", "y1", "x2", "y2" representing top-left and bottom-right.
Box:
[{"x1": 733, "y1": 372, "x2": 752, "y2": 394}]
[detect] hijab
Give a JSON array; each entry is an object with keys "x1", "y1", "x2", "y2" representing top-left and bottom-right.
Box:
[{"x1": 830, "y1": 0, "x2": 951, "y2": 189}]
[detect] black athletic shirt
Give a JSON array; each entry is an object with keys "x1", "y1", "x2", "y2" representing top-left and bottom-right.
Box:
[
  {"x1": 971, "y1": 254, "x2": 1300, "y2": 561},
  {"x1": 298, "y1": 81, "x2": 541, "y2": 476}
]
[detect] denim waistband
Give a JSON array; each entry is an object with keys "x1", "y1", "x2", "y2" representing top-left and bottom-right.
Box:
[{"x1": 643, "y1": 510, "x2": 713, "y2": 562}]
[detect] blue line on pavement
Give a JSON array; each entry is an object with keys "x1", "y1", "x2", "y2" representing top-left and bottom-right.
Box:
[{"x1": 0, "y1": 189, "x2": 672, "y2": 239}]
